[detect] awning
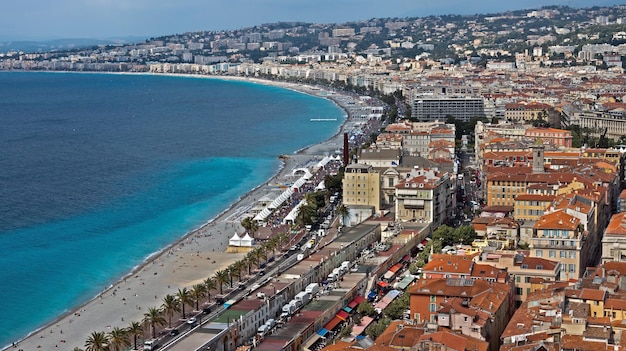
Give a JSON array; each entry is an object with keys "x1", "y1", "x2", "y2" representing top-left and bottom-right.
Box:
[
  {"x1": 383, "y1": 270, "x2": 395, "y2": 280},
  {"x1": 323, "y1": 316, "x2": 343, "y2": 331},
  {"x1": 389, "y1": 263, "x2": 403, "y2": 273},
  {"x1": 421, "y1": 240, "x2": 429, "y2": 245},
  {"x1": 402, "y1": 255, "x2": 410, "y2": 262},
  {"x1": 337, "y1": 310, "x2": 350, "y2": 321},
  {"x1": 378, "y1": 281, "x2": 389, "y2": 287},
  {"x1": 343, "y1": 306, "x2": 352, "y2": 313},
  {"x1": 347, "y1": 295, "x2": 364, "y2": 309},
  {"x1": 317, "y1": 328, "x2": 329, "y2": 336}
]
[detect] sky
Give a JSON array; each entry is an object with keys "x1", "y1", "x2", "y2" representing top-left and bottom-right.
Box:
[{"x1": 1, "y1": 0, "x2": 625, "y2": 41}]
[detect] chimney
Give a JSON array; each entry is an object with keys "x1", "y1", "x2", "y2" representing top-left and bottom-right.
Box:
[{"x1": 343, "y1": 132, "x2": 349, "y2": 166}]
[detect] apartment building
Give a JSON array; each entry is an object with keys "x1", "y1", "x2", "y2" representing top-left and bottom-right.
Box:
[
  {"x1": 342, "y1": 163, "x2": 381, "y2": 213},
  {"x1": 408, "y1": 278, "x2": 511, "y2": 351},
  {"x1": 412, "y1": 96, "x2": 485, "y2": 122},
  {"x1": 480, "y1": 251, "x2": 560, "y2": 306},
  {"x1": 530, "y1": 210, "x2": 589, "y2": 280},
  {"x1": 394, "y1": 167, "x2": 453, "y2": 226}
]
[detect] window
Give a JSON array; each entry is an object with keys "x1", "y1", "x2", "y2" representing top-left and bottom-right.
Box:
[
  {"x1": 430, "y1": 295, "x2": 436, "y2": 302},
  {"x1": 549, "y1": 250, "x2": 556, "y2": 258},
  {"x1": 569, "y1": 251, "x2": 577, "y2": 259},
  {"x1": 429, "y1": 303, "x2": 437, "y2": 312},
  {"x1": 515, "y1": 287, "x2": 523, "y2": 295},
  {"x1": 535, "y1": 250, "x2": 543, "y2": 257},
  {"x1": 569, "y1": 264, "x2": 576, "y2": 273},
  {"x1": 560, "y1": 251, "x2": 567, "y2": 258},
  {"x1": 525, "y1": 277, "x2": 531, "y2": 283},
  {"x1": 516, "y1": 276, "x2": 521, "y2": 283}
]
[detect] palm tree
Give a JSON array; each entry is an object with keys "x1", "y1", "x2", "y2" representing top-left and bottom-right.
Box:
[
  {"x1": 264, "y1": 236, "x2": 278, "y2": 261},
  {"x1": 191, "y1": 283, "x2": 207, "y2": 311},
  {"x1": 229, "y1": 263, "x2": 241, "y2": 286},
  {"x1": 107, "y1": 326, "x2": 130, "y2": 351},
  {"x1": 276, "y1": 232, "x2": 289, "y2": 251},
  {"x1": 246, "y1": 249, "x2": 260, "y2": 273},
  {"x1": 204, "y1": 277, "x2": 217, "y2": 302},
  {"x1": 143, "y1": 307, "x2": 166, "y2": 339},
  {"x1": 84, "y1": 331, "x2": 108, "y2": 351},
  {"x1": 214, "y1": 269, "x2": 229, "y2": 295},
  {"x1": 161, "y1": 294, "x2": 180, "y2": 328},
  {"x1": 176, "y1": 287, "x2": 193, "y2": 319},
  {"x1": 257, "y1": 245, "x2": 268, "y2": 264},
  {"x1": 125, "y1": 321, "x2": 144, "y2": 351},
  {"x1": 241, "y1": 217, "x2": 259, "y2": 236},
  {"x1": 336, "y1": 204, "x2": 349, "y2": 226}
]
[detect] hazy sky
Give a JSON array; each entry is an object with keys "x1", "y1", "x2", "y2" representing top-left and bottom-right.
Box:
[{"x1": 1, "y1": 0, "x2": 625, "y2": 41}]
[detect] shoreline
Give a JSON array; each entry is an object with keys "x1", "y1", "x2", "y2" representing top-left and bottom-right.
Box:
[{"x1": 6, "y1": 73, "x2": 359, "y2": 351}]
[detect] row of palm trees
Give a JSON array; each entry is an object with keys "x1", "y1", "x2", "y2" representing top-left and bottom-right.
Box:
[{"x1": 77, "y1": 230, "x2": 291, "y2": 351}]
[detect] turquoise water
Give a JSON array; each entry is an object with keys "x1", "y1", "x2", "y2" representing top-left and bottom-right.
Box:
[{"x1": 0, "y1": 72, "x2": 344, "y2": 347}]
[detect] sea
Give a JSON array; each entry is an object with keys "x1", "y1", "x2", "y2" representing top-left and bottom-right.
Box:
[{"x1": 0, "y1": 71, "x2": 345, "y2": 347}]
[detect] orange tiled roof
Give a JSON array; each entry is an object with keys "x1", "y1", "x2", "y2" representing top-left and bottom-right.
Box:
[
  {"x1": 605, "y1": 212, "x2": 626, "y2": 236},
  {"x1": 534, "y1": 210, "x2": 580, "y2": 230}
]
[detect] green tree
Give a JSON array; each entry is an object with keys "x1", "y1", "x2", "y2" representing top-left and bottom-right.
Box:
[
  {"x1": 323, "y1": 171, "x2": 344, "y2": 194},
  {"x1": 176, "y1": 287, "x2": 193, "y2": 319},
  {"x1": 356, "y1": 301, "x2": 377, "y2": 317},
  {"x1": 296, "y1": 202, "x2": 318, "y2": 226},
  {"x1": 433, "y1": 224, "x2": 455, "y2": 246},
  {"x1": 214, "y1": 269, "x2": 230, "y2": 295},
  {"x1": 84, "y1": 331, "x2": 109, "y2": 351},
  {"x1": 241, "y1": 217, "x2": 259, "y2": 236},
  {"x1": 107, "y1": 326, "x2": 130, "y2": 351},
  {"x1": 204, "y1": 277, "x2": 217, "y2": 302},
  {"x1": 384, "y1": 293, "x2": 409, "y2": 320},
  {"x1": 365, "y1": 317, "x2": 391, "y2": 339},
  {"x1": 161, "y1": 294, "x2": 180, "y2": 328},
  {"x1": 336, "y1": 204, "x2": 349, "y2": 226},
  {"x1": 125, "y1": 321, "x2": 144, "y2": 351},
  {"x1": 143, "y1": 307, "x2": 166, "y2": 339},
  {"x1": 191, "y1": 283, "x2": 207, "y2": 311},
  {"x1": 338, "y1": 324, "x2": 353, "y2": 338},
  {"x1": 453, "y1": 225, "x2": 477, "y2": 245}
]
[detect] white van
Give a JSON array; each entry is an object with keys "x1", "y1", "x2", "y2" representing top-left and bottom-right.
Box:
[
  {"x1": 257, "y1": 324, "x2": 269, "y2": 336},
  {"x1": 143, "y1": 340, "x2": 158, "y2": 351}
]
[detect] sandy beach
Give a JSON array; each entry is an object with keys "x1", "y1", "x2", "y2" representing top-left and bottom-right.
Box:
[{"x1": 7, "y1": 78, "x2": 360, "y2": 351}]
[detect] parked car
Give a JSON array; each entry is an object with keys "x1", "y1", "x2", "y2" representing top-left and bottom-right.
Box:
[
  {"x1": 187, "y1": 317, "x2": 197, "y2": 325},
  {"x1": 169, "y1": 328, "x2": 179, "y2": 336}
]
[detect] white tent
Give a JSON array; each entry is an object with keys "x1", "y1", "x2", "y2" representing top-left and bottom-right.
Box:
[
  {"x1": 240, "y1": 233, "x2": 255, "y2": 247},
  {"x1": 269, "y1": 188, "x2": 293, "y2": 209},
  {"x1": 283, "y1": 200, "x2": 306, "y2": 224},
  {"x1": 254, "y1": 207, "x2": 272, "y2": 222},
  {"x1": 228, "y1": 233, "x2": 242, "y2": 246},
  {"x1": 315, "y1": 180, "x2": 325, "y2": 190},
  {"x1": 292, "y1": 175, "x2": 310, "y2": 191},
  {"x1": 316, "y1": 156, "x2": 332, "y2": 168}
]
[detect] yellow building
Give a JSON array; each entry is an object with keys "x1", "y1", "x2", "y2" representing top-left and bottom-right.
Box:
[
  {"x1": 514, "y1": 193, "x2": 555, "y2": 221},
  {"x1": 342, "y1": 163, "x2": 381, "y2": 212}
]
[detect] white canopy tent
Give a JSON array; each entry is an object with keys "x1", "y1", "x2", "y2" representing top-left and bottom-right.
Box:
[
  {"x1": 268, "y1": 188, "x2": 294, "y2": 209},
  {"x1": 228, "y1": 233, "x2": 242, "y2": 246},
  {"x1": 315, "y1": 180, "x2": 325, "y2": 191},
  {"x1": 240, "y1": 233, "x2": 255, "y2": 247},
  {"x1": 283, "y1": 200, "x2": 306, "y2": 224},
  {"x1": 254, "y1": 207, "x2": 272, "y2": 222}
]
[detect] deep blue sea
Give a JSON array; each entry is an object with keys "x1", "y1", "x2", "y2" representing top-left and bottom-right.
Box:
[{"x1": 0, "y1": 71, "x2": 344, "y2": 347}]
